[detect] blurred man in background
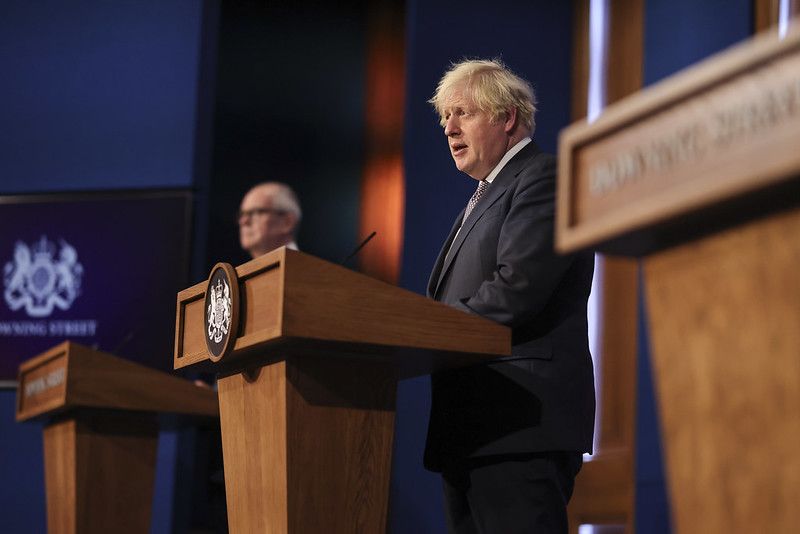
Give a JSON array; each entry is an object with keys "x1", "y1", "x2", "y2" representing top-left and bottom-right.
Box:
[{"x1": 238, "y1": 181, "x2": 301, "y2": 258}]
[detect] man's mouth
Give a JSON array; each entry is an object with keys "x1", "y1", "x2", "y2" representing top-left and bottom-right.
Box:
[{"x1": 451, "y1": 143, "x2": 467, "y2": 157}]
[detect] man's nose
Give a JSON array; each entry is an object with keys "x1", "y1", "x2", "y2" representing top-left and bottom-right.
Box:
[{"x1": 444, "y1": 116, "x2": 460, "y2": 136}]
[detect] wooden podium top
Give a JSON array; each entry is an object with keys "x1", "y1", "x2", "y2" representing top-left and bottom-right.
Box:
[
  {"x1": 174, "y1": 248, "x2": 511, "y2": 377},
  {"x1": 16, "y1": 341, "x2": 218, "y2": 422},
  {"x1": 557, "y1": 28, "x2": 800, "y2": 255}
]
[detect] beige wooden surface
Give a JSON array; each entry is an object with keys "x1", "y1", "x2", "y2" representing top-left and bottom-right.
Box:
[
  {"x1": 175, "y1": 247, "x2": 511, "y2": 375},
  {"x1": 17, "y1": 342, "x2": 218, "y2": 534},
  {"x1": 218, "y1": 362, "x2": 289, "y2": 533},
  {"x1": 644, "y1": 206, "x2": 800, "y2": 533},
  {"x1": 17, "y1": 341, "x2": 218, "y2": 422},
  {"x1": 43, "y1": 414, "x2": 158, "y2": 534},
  {"x1": 218, "y1": 357, "x2": 396, "y2": 533},
  {"x1": 557, "y1": 28, "x2": 800, "y2": 254}
]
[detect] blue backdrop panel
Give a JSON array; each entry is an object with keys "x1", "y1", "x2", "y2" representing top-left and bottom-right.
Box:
[
  {"x1": 395, "y1": 1, "x2": 573, "y2": 531},
  {"x1": 0, "y1": 0, "x2": 204, "y2": 193},
  {"x1": 644, "y1": 0, "x2": 752, "y2": 85}
]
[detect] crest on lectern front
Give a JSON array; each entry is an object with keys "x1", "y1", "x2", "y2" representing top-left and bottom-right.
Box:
[
  {"x1": 207, "y1": 278, "x2": 231, "y2": 343},
  {"x1": 203, "y1": 263, "x2": 240, "y2": 362}
]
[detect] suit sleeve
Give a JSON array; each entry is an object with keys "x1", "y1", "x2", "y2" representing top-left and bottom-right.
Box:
[{"x1": 457, "y1": 158, "x2": 575, "y2": 328}]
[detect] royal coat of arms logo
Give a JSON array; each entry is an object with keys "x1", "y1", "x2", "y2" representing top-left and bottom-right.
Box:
[
  {"x1": 207, "y1": 278, "x2": 232, "y2": 344},
  {"x1": 3, "y1": 236, "x2": 84, "y2": 318}
]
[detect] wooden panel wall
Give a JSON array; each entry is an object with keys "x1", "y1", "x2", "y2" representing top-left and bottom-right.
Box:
[
  {"x1": 567, "y1": 0, "x2": 642, "y2": 531},
  {"x1": 754, "y1": 0, "x2": 800, "y2": 32}
]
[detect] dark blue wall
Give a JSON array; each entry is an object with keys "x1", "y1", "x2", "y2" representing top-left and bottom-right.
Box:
[
  {"x1": 636, "y1": 1, "x2": 752, "y2": 532},
  {"x1": 394, "y1": 1, "x2": 573, "y2": 531},
  {"x1": 644, "y1": 0, "x2": 752, "y2": 86},
  {"x1": 0, "y1": 2, "x2": 210, "y2": 533},
  {"x1": 203, "y1": 1, "x2": 366, "y2": 271},
  {"x1": 0, "y1": 393, "x2": 45, "y2": 533},
  {"x1": 0, "y1": 1, "x2": 205, "y2": 193}
]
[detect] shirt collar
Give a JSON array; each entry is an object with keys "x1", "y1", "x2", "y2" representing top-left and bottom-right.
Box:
[{"x1": 484, "y1": 137, "x2": 532, "y2": 184}]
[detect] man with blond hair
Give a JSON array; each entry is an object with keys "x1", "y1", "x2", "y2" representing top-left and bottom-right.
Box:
[
  {"x1": 238, "y1": 181, "x2": 301, "y2": 258},
  {"x1": 424, "y1": 59, "x2": 595, "y2": 533}
]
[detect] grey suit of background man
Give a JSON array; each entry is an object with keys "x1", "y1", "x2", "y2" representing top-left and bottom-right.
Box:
[
  {"x1": 238, "y1": 181, "x2": 302, "y2": 258},
  {"x1": 424, "y1": 59, "x2": 595, "y2": 534}
]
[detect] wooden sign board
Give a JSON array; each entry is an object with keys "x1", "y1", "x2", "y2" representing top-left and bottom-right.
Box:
[
  {"x1": 557, "y1": 29, "x2": 800, "y2": 255},
  {"x1": 16, "y1": 345, "x2": 69, "y2": 421}
]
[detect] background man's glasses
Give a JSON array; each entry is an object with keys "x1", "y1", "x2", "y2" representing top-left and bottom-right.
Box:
[{"x1": 237, "y1": 207, "x2": 286, "y2": 222}]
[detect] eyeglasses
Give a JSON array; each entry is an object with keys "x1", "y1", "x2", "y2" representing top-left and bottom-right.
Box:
[{"x1": 237, "y1": 207, "x2": 286, "y2": 222}]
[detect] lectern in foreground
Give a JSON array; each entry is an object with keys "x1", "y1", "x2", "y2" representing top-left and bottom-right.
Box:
[
  {"x1": 16, "y1": 341, "x2": 219, "y2": 534},
  {"x1": 174, "y1": 248, "x2": 510, "y2": 533},
  {"x1": 558, "y1": 29, "x2": 800, "y2": 533}
]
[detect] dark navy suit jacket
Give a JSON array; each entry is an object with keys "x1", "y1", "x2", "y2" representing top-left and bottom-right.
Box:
[{"x1": 424, "y1": 141, "x2": 596, "y2": 471}]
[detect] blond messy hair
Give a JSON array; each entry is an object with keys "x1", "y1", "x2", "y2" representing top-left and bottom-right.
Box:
[{"x1": 429, "y1": 58, "x2": 537, "y2": 132}]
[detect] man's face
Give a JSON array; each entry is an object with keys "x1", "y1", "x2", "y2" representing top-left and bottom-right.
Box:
[
  {"x1": 442, "y1": 88, "x2": 512, "y2": 180},
  {"x1": 238, "y1": 186, "x2": 292, "y2": 258}
]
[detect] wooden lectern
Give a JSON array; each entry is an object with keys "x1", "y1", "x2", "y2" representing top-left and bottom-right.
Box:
[
  {"x1": 558, "y1": 29, "x2": 800, "y2": 533},
  {"x1": 174, "y1": 248, "x2": 510, "y2": 533},
  {"x1": 16, "y1": 341, "x2": 219, "y2": 534}
]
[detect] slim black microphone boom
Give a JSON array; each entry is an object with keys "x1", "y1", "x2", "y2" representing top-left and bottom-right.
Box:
[
  {"x1": 111, "y1": 326, "x2": 138, "y2": 355},
  {"x1": 341, "y1": 231, "x2": 377, "y2": 267}
]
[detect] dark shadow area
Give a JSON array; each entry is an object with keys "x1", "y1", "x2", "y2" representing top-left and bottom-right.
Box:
[{"x1": 206, "y1": 0, "x2": 369, "y2": 272}]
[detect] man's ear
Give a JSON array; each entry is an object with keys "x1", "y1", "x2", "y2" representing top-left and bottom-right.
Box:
[
  {"x1": 281, "y1": 212, "x2": 298, "y2": 233},
  {"x1": 503, "y1": 107, "x2": 518, "y2": 133}
]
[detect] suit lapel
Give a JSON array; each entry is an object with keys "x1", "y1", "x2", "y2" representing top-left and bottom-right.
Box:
[
  {"x1": 431, "y1": 142, "x2": 540, "y2": 298},
  {"x1": 427, "y1": 209, "x2": 465, "y2": 297}
]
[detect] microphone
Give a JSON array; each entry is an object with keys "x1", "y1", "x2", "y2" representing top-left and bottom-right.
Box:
[
  {"x1": 111, "y1": 326, "x2": 138, "y2": 355},
  {"x1": 341, "y1": 231, "x2": 377, "y2": 267}
]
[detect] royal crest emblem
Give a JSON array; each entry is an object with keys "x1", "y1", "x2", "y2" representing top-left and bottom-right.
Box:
[
  {"x1": 203, "y1": 262, "x2": 239, "y2": 362},
  {"x1": 3, "y1": 236, "x2": 84, "y2": 318},
  {"x1": 207, "y1": 278, "x2": 232, "y2": 344}
]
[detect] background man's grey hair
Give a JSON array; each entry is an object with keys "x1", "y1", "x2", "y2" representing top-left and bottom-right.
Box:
[{"x1": 259, "y1": 182, "x2": 302, "y2": 225}]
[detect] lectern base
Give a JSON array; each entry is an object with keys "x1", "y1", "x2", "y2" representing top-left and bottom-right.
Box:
[
  {"x1": 43, "y1": 413, "x2": 158, "y2": 534},
  {"x1": 645, "y1": 207, "x2": 800, "y2": 533},
  {"x1": 218, "y1": 357, "x2": 397, "y2": 533}
]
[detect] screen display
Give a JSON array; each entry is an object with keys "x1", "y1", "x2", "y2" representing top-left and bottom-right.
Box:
[{"x1": 0, "y1": 191, "x2": 192, "y2": 379}]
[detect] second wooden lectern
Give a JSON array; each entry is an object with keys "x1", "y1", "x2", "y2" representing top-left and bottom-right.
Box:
[
  {"x1": 557, "y1": 28, "x2": 800, "y2": 534},
  {"x1": 174, "y1": 248, "x2": 511, "y2": 533},
  {"x1": 16, "y1": 341, "x2": 219, "y2": 534}
]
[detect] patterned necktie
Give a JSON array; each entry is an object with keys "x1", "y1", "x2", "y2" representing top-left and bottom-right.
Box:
[
  {"x1": 442, "y1": 180, "x2": 490, "y2": 265},
  {"x1": 462, "y1": 180, "x2": 489, "y2": 223}
]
